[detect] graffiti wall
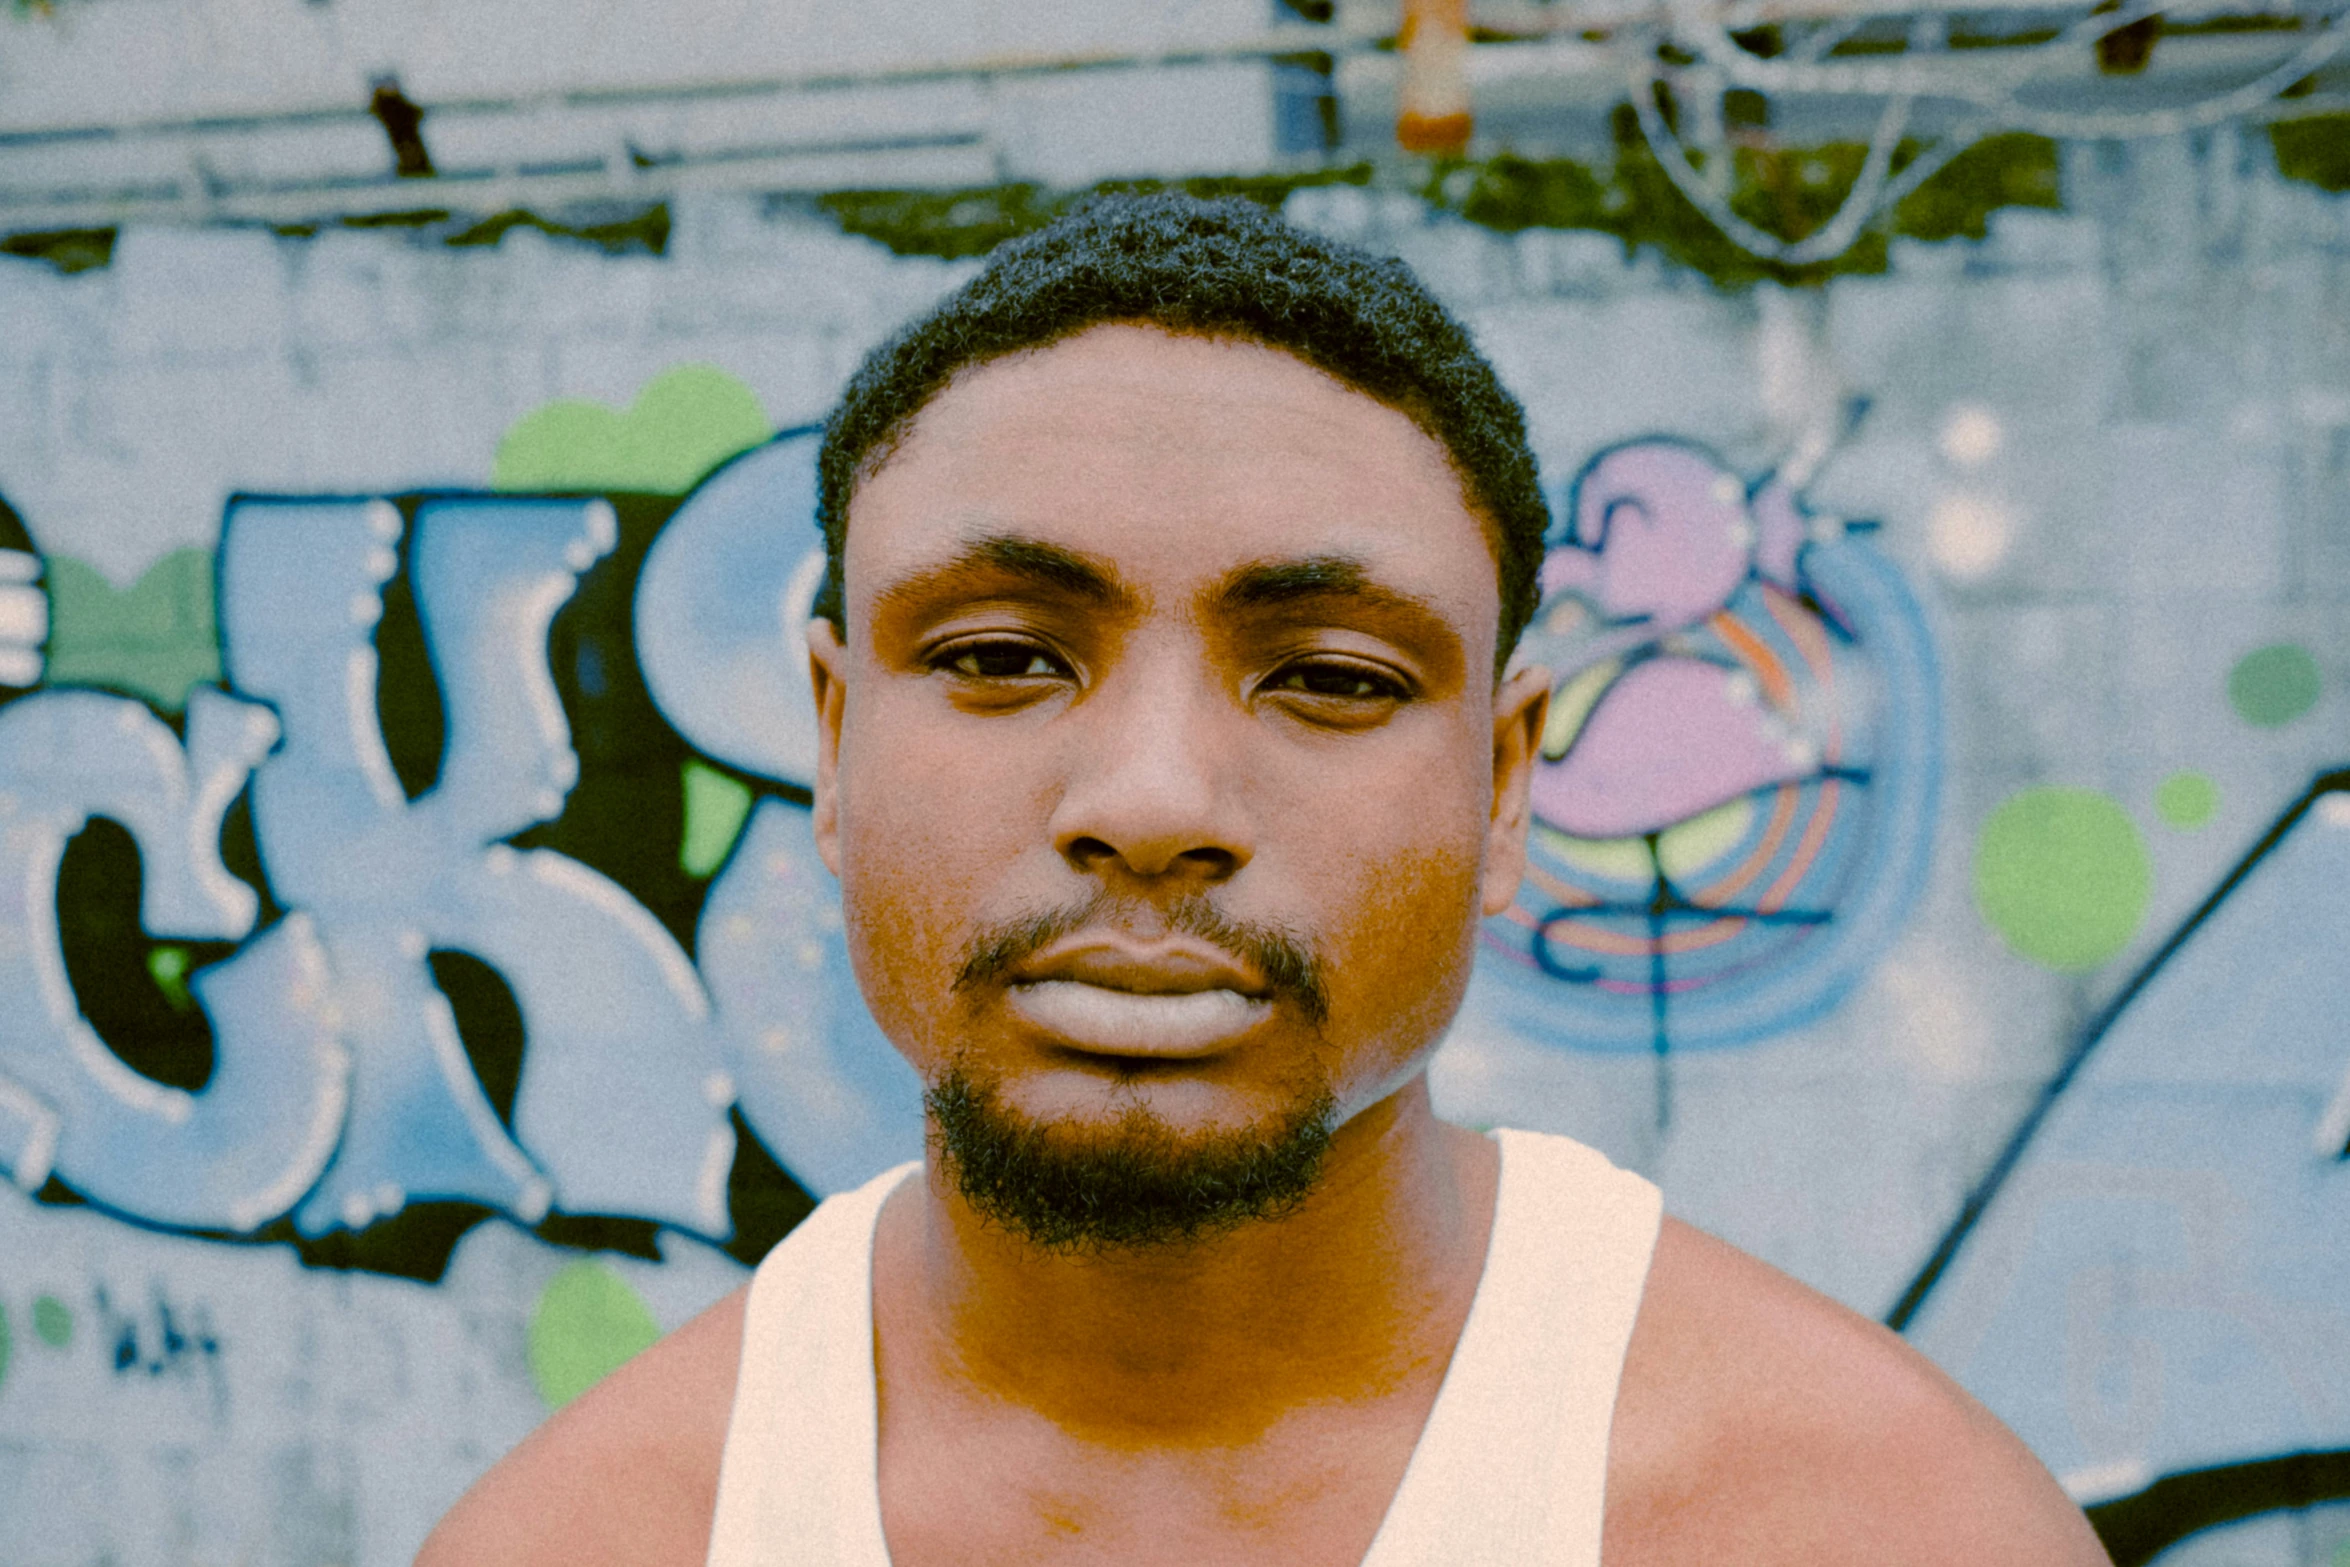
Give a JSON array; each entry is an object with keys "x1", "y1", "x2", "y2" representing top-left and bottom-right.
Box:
[{"x1": 2, "y1": 129, "x2": 2347, "y2": 1566}]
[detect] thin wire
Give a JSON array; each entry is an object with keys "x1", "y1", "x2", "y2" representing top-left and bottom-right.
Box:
[
  {"x1": 1668, "y1": 0, "x2": 2344, "y2": 116},
  {"x1": 1629, "y1": 60, "x2": 1830, "y2": 261},
  {"x1": 1784, "y1": 88, "x2": 1913, "y2": 262},
  {"x1": 1994, "y1": 24, "x2": 2350, "y2": 137},
  {"x1": 1631, "y1": 59, "x2": 1963, "y2": 265},
  {"x1": 1623, "y1": 2, "x2": 2350, "y2": 266}
]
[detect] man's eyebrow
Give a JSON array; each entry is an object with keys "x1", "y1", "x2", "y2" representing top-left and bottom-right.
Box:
[
  {"x1": 872, "y1": 533, "x2": 1135, "y2": 617},
  {"x1": 1212, "y1": 555, "x2": 1442, "y2": 623}
]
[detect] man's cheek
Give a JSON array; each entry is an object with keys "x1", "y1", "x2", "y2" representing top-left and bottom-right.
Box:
[
  {"x1": 835, "y1": 760, "x2": 988, "y2": 1052},
  {"x1": 839, "y1": 871, "x2": 970, "y2": 1072},
  {"x1": 1323, "y1": 838, "x2": 1483, "y2": 1025}
]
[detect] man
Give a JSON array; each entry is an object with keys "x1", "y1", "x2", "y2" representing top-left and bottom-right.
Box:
[{"x1": 422, "y1": 195, "x2": 2109, "y2": 1566}]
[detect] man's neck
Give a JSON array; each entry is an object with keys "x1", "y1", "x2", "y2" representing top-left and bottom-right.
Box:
[{"x1": 870, "y1": 1077, "x2": 1500, "y2": 1446}]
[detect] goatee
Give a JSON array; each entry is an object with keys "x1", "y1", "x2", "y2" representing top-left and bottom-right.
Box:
[{"x1": 926, "y1": 1068, "x2": 1338, "y2": 1255}]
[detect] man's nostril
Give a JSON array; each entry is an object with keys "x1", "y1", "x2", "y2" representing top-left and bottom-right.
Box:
[{"x1": 1066, "y1": 835, "x2": 1117, "y2": 865}]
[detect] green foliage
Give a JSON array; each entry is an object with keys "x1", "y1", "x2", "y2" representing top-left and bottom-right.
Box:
[
  {"x1": 446, "y1": 204, "x2": 672, "y2": 256},
  {"x1": 817, "y1": 184, "x2": 1068, "y2": 260},
  {"x1": 0, "y1": 228, "x2": 116, "y2": 275},
  {"x1": 338, "y1": 209, "x2": 454, "y2": 230},
  {"x1": 266, "y1": 205, "x2": 668, "y2": 254},
  {"x1": 1887, "y1": 133, "x2": 2062, "y2": 241},
  {"x1": 1440, "y1": 118, "x2": 2061, "y2": 288},
  {"x1": 2271, "y1": 114, "x2": 2350, "y2": 194},
  {"x1": 818, "y1": 121, "x2": 2059, "y2": 291},
  {"x1": 818, "y1": 165, "x2": 1375, "y2": 259},
  {"x1": 44, "y1": 548, "x2": 223, "y2": 712}
]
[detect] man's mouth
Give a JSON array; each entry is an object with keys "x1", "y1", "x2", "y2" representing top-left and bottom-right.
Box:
[
  {"x1": 1006, "y1": 982, "x2": 1272, "y2": 1056},
  {"x1": 1002, "y1": 941, "x2": 1274, "y2": 1057}
]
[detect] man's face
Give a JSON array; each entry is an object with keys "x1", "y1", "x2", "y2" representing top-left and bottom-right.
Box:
[{"x1": 810, "y1": 324, "x2": 1543, "y2": 1213}]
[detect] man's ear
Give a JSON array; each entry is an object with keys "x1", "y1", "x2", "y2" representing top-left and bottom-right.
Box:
[
  {"x1": 1481, "y1": 663, "x2": 1551, "y2": 917},
  {"x1": 807, "y1": 617, "x2": 848, "y2": 877}
]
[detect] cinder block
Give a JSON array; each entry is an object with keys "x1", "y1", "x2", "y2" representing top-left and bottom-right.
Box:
[
  {"x1": 109, "y1": 227, "x2": 289, "y2": 361},
  {"x1": 288, "y1": 230, "x2": 437, "y2": 351}
]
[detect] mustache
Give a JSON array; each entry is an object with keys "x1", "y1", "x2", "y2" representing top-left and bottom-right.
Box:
[{"x1": 953, "y1": 892, "x2": 1329, "y2": 1026}]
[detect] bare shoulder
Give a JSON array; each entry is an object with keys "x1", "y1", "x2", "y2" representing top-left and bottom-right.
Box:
[
  {"x1": 1603, "y1": 1219, "x2": 2112, "y2": 1567},
  {"x1": 415, "y1": 1283, "x2": 748, "y2": 1567}
]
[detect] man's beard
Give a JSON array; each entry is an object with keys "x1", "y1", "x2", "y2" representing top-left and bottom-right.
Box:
[
  {"x1": 932, "y1": 890, "x2": 1338, "y2": 1254},
  {"x1": 927, "y1": 1067, "x2": 1338, "y2": 1255}
]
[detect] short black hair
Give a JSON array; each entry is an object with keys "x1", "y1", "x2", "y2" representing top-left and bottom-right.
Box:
[{"x1": 813, "y1": 191, "x2": 1549, "y2": 671}]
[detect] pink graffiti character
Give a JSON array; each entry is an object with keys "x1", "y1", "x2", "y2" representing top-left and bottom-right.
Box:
[{"x1": 1529, "y1": 441, "x2": 1842, "y2": 841}]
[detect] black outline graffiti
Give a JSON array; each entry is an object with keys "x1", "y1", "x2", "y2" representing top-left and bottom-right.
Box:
[
  {"x1": 1887, "y1": 767, "x2": 2350, "y2": 1565},
  {"x1": 2085, "y1": 1449, "x2": 2350, "y2": 1567}
]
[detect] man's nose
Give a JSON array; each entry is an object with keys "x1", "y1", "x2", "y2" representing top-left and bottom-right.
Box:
[{"x1": 1047, "y1": 656, "x2": 1250, "y2": 884}]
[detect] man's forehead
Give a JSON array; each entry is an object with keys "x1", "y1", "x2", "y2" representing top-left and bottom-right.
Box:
[{"x1": 877, "y1": 328, "x2": 1438, "y2": 482}]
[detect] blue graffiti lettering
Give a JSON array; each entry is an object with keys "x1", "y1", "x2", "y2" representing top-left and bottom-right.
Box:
[
  {"x1": 219, "y1": 497, "x2": 733, "y2": 1237},
  {"x1": 634, "y1": 432, "x2": 827, "y2": 791},
  {"x1": 0, "y1": 687, "x2": 348, "y2": 1230},
  {"x1": 637, "y1": 432, "x2": 926, "y2": 1191},
  {"x1": 697, "y1": 800, "x2": 925, "y2": 1195}
]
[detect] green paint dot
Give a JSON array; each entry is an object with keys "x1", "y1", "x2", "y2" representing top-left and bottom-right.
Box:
[
  {"x1": 680, "y1": 760, "x2": 756, "y2": 879},
  {"x1": 2154, "y1": 771, "x2": 2219, "y2": 830},
  {"x1": 31, "y1": 1295, "x2": 70, "y2": 1349},
  {"x1": 494, "y1": 364, "x2": 772, "y2": 495},
  {"x1": 2227, "y1": 643, "x2": 2321, "y2": 728},
  {"x1": 528, "y1": 1261, "x2": 661, "y2": 1411},
  {"x1": 1974, "y1": 787, "x2": 2152, "y2": 971},
  {"x1": 147, "y1": 946, "x2": 193, "y2": 1011}
]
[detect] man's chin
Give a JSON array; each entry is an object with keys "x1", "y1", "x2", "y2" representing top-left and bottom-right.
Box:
[{"x1": 925, "y1": 1066, "x2": 1338, "y2": 1255}]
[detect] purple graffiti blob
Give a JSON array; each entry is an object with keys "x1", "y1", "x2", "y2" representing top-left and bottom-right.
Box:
[
  {"x1": 1529, "y1": 441, "x2": 1833, "y2": 840},
  {"x1": 1533, "y1": 659, "x2": 1819, "y2": 839}
]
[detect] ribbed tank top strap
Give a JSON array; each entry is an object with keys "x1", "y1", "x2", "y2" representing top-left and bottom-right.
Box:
[
  {"x1": 1360, "y1": 1128, "x2": 1662, "y2": 1567},
  {"x1": 705, "y1": 1160, "x2": 917, "y2": 1567}
]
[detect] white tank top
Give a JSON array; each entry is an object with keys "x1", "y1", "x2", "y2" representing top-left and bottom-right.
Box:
[{"x1": 706, "y1": 1127, "x2": 1662, "y2": 1567}]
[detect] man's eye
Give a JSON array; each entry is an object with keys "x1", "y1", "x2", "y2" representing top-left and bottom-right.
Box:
[
  {"x1": 1270, "y1": 661, "x2": 1406, "y2": 701},
  {"x1": 940, "y1": 641, "x2": 1068, "y2": 680}
]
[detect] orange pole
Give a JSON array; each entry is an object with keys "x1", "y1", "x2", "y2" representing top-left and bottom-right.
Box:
[{"x1": 1396, "y1": 0, "x2": 1473, "y2": 156}]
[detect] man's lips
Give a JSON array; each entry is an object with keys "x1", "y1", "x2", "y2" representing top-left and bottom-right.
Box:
[
  {"x1": 1001, "y1": 939, "x2": 1273, "y2": 1057},
  {"x1": 1007, "y1": 984, "x2": 1271, "y2": 1057}
]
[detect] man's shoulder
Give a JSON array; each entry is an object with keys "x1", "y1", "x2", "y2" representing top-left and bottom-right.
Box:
[
  {"x1": 415, "y1": 1283, "x2": 748, "y2": 1567},
  {"x1": 1603, "y1": 1218, "x2": 2111, "y2": 1567}
]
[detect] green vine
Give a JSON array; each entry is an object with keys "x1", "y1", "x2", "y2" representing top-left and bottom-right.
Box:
[
  {"x1": 1428, "y1": 117, "x2": 2063, "y2": 288},
  {"x1": 815, "y1": 166, "x2": 1375, "y2": 261},
  {"x1": 0, "y1": 228, "x2": 115, "y2": 274},
  {"x1": 817, "y1": 121, "x2": 2063, "y2": 291},
  {"x1": 2270, "y1": 114, "x2": 2350, "y2": 194}
]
